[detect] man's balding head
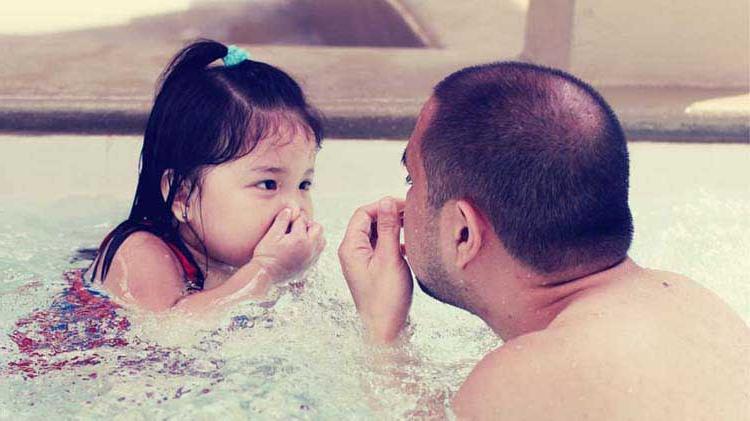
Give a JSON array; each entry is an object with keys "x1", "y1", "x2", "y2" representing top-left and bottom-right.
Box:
[{"x1": 421, "y1": 62, "x2": 633, "y2": 274}]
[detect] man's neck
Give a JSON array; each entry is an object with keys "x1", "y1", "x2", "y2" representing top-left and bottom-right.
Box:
[{"x1": 478, "y1": 257, "x2": 636, "y2": 340}]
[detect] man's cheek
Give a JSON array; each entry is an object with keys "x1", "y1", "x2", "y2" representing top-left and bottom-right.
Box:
[
  {"x1": 402, "y1": 215, "x2": 419, "y2": 262},
  {"x1": 402, "y1": 204, "x2": 413, "y2": 241}
]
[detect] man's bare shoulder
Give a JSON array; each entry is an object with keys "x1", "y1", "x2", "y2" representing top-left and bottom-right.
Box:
[
  {"x1": 453, "y1": 326, "x2": 613, "y2": 421},
  {"x1": 453, "y1": 270, "x2": 750, "y2": 420}
]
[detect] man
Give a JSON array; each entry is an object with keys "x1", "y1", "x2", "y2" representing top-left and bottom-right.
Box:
[{"x1": 338, "y1": 62, "x2": 749, "y2": 420}]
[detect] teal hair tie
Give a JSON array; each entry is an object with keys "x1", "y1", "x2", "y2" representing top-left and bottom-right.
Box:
[{"x1": 223, "y1": 45, "x2": 250, "y2": 67}]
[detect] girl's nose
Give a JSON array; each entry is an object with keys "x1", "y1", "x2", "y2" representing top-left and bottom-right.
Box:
[
  {"x1": 279, "y1": 190, "x2": 313, "y2": 218},
  {"x1": 282, "y1": 198, "x2": 312, "y2": 220},
  {"x1": 282, "y1": 201, "x2": 303, "y2": 218},
  {"x1": 285, "y1": 204, "x2": 301, "y2": 220}
]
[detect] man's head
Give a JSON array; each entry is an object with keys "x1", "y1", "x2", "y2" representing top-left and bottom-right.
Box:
[{"x1": 402, "y1": 62, "x2": 633, "y2": 309}]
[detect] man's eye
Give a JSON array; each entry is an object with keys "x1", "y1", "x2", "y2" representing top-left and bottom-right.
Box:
[
  {"x1": 300, "y1": 180, "x2": 313, "y2": 191},
  {"x1": 405, "y1": 174, "x2": 413, "y2": 186},
  {"x1": 255, "y1": 180, "x2": 278, "y2": 190}
]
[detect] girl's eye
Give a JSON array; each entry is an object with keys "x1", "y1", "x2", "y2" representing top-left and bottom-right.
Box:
[
  {"x1": 405, "y1": 174, "x2": 413, "y2": 186},
  {"x1": 255, "y1": 180, "x2": 278, "y2": 190},
  {"x1": 299, "y1": 180, "x2": 313, "y2": 191}
]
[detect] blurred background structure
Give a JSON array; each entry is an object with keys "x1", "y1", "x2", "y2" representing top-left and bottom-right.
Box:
[{"x1": 0, "y1": 0, "x2": 748, "y2": 141}]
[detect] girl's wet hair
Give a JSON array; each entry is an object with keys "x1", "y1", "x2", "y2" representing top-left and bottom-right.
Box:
[{"x1": 91, "y1": 39, "x2": 324, "y2": 288}]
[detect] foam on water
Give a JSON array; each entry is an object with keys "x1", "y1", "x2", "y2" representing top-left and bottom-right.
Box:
[{"x1": 0, "y1": 195, "x2": 487, "y2": 419}]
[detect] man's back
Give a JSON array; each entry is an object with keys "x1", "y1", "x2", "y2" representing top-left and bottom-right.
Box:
[{"x1": 454, "y1": 265, "x2": 750, "y2": 420}]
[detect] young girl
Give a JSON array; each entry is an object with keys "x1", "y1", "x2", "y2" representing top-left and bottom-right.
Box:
[
  {"x1": 86, "y1": 39, "x2": 326, "y2": 313},
  {"x1": 6, "y1": 40, "x2": 324, "y2": 378}
]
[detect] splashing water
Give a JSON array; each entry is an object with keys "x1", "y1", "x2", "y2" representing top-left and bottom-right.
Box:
[{"x1": 0, "y1": 139, "x2": 747, "y2": 419}]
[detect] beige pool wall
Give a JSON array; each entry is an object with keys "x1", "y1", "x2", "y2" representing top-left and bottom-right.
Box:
[
  {"x1": 527, "y1": 0, "x2": 749, "y2": 89},
  {"x1": 397, "y1": 0, "x2": 750, "y2": 89},
  {"x1": 403, "y1": 0, "x2": 750, "y2": 139},
  {"x1": 189, "y1": 0, "x2": 749, "y2": 89},
  {"x1": 0, "y1": 0, "x2": 747, "y2": 140}
]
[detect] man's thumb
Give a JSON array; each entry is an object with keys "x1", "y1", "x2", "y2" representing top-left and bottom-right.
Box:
[{"x1": 375, "y1": 198, "x2": 401, "y2": 256}]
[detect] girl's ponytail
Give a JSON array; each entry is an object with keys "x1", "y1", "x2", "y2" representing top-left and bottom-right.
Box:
[{"x1": 157, "y1": 39, "x2": 228, "y2": 91}]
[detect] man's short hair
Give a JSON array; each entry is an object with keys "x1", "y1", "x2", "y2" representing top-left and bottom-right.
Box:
[{"x1": 422, "y1": 61, "x2": 633, "y2": 273}]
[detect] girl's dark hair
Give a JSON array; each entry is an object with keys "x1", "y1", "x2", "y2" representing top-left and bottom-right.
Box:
[{"x1": 91, "y1": 39, "x2": 324, "y2": 289}]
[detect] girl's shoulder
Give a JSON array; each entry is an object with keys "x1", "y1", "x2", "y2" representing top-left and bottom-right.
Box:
[
  {"x1": 118, "y1": 230, "x2": 184, "y2": 264},
  {"x1": 91, "y1": 221, "x2": 203, "y2": 288},
  {"x1": 93, "y1": 229, "x2": 192, "y2": 311}
]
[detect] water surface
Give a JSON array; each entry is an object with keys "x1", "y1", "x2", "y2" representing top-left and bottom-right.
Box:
[{"x1": 0, "y1": 136, "x2": 747, "y2": 419}]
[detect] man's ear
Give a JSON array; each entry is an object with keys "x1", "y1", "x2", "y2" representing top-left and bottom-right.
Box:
[
  {"x1": 161, "y1": 169, "x2": 191, "y2": 223},
  {"x1": 452, "y1": 199, "x2": 485, "y2": 270}
]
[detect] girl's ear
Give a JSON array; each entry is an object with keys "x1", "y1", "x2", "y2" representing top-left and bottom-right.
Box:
[{"x1": 161, "y1": 169, "x2": 191, "y2": 223}]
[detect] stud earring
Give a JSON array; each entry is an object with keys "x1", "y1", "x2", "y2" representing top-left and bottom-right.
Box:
[{"x1": 182, "y1": 206, "x2": 189, "y2": 222}]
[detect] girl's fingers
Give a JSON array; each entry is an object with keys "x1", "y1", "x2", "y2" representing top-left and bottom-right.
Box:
[
  {"x1": 318, "y1": 236, "x2": 327, "y2": 254},
  {"x1": 308, "y1": 222, "x2": 323, "y2": 239},
  {"x1": 267, "y1": 208, "x2": 292, "y2": 238},
  {"x1": 290, "y1": 214, "x2": 308, "y2": 237},
  {"x1": 314, "y1": 225, "x2": 326, "y2": 253},
  {"x1": 297, "y1": 209, "x2": 312, "y2": 231}
]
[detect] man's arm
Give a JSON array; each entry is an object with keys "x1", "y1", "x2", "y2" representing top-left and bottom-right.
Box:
[
  {"x1": 362, "y1": 339, "x2": 452, "y2": 418},
  {"x1": 337, "y1": 197, "x2": 454, "y2": 418},
  {"x1": 337, "y1": 197, "x2": 413, "y2": 343}
]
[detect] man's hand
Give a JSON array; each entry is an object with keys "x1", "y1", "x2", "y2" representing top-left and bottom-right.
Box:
[{"x1": 338, "y1": 197, "x2": 413, "y2": 344}]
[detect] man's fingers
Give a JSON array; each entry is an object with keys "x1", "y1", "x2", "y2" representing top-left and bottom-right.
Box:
[
  {"x1": 341, "y1": 204, "x2": 377, "y2": 252},
  {"x1": 392, "y1": 198, "x2": 406, "y2": 213},
  {"x1": 375, "y1": 197, "x2": 402, "y2": 257}
]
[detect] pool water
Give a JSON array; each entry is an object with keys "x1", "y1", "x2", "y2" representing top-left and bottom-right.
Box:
[{"x1": 0, "y1": 136, "x2": 748, "y2": 419}]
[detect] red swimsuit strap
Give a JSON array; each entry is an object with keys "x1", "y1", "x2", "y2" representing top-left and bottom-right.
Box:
[{"x1": 163, "y1": 241, "x2": 201, "y2": 287}]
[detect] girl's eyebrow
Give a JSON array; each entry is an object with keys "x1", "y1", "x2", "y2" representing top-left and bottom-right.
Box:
[
  {"x1": 249, "y1": 166, "x2": 315, "y2": 176},
  {"x1": 250, "y1": 166, "x2": 286, "y2": 174}
]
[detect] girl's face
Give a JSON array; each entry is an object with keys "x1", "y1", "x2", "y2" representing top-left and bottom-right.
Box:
[{"x1": 182, "y1": 126, "x2": 318, "y2": 269}]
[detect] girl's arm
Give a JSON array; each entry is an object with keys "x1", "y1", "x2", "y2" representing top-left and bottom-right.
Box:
[
  {"x1": 100, "y1": 209, "x2": 325, "y2": 314},
  {"x1": 173, "y1": 259, "x2": 272, "y2": 313}
]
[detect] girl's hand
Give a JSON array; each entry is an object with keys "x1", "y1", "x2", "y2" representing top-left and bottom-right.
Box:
[{"x1": 252, "y1": 208, "x2": 326, "y2": 281}]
